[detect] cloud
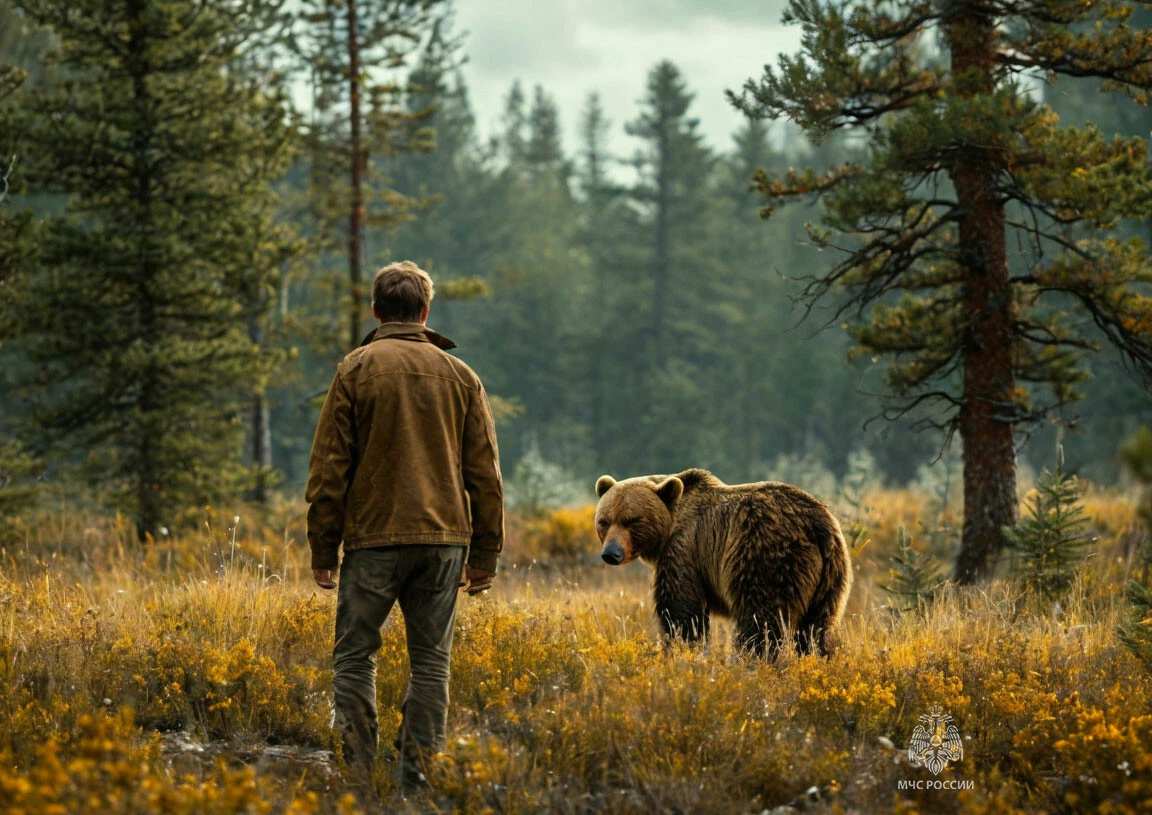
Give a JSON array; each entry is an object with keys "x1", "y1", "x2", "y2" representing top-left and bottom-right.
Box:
[
  {"x1": 591, "y1": 0, "x2": 792, "y2": 29},
  {"x1": 454, "y1": 0, "x2": 801, "y2": 158}
]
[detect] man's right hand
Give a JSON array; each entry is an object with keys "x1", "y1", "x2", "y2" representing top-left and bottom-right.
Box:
[
  {"x1": 313, "y1": 568, "x2": 337, "y2": 590},
  {"x1": 463, "y1": 566, "x2": 494, "y2": 595}
]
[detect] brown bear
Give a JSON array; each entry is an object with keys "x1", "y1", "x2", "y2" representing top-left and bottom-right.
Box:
[{"x1": 593, "y1": 468, "x2": 852, "y2": 657}]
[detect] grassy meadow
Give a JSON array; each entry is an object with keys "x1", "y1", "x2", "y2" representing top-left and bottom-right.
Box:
[{"x1": 1, "y1": 485, "x2": 1151, "y2": 815}]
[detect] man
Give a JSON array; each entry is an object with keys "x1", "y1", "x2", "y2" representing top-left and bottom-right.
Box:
[{"x1": 305, "y1": 260, "x2": 503, "y2": 792}]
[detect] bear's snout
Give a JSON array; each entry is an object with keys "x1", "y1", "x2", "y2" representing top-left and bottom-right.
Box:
[{"x1": 601, "y1": 540, "x2": 625, "y2": 565}]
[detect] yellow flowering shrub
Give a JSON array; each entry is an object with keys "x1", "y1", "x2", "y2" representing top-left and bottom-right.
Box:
[
  {"x1": 0, "y1": 713, "x2": 357, "y2": 815},
  {"x1": 512, "y1": 504, "x2": 599, "y2": 564}
]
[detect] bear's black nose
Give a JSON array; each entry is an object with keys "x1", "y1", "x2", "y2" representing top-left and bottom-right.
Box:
[{"x1": 602, "y1": 540, "x2": 624, "y2": 565}]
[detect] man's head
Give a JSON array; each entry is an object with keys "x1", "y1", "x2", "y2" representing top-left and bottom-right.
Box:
[{"x1": 372, "y1": 260, "x2": 434, "y2": 324}]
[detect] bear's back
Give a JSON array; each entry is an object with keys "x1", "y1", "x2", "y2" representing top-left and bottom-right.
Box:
[{"x1": 676, "y1": 469, "x2": 834, "y2": 520}]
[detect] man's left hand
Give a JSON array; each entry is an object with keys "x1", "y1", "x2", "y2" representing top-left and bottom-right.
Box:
[
  {"x1": 313, "y1": 568, "x2": 337, "y2": 590},
  {"x1": 464, "y1": 566, "x2": 494, "y2": 595}
]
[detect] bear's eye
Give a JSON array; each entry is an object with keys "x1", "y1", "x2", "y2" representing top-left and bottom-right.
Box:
[{"x1": 596, "y1": 519, "x2": 608, "y2": 530}]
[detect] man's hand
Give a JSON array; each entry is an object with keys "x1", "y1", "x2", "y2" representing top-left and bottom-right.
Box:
[
  {"x1": 313, "y1": 568, "x2": 337, "y2": 590},
  {"x1": 463, "y1": 566, "x2": 494, "y2": 595}
]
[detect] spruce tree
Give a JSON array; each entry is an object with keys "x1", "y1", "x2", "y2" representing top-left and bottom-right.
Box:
[
  {"x1": 883, "y1": 526, "x2": 945, "y2": 613},
  {"x1": 476, "y1": 81, "x2": 585, "y2": 465},
  {"x1": 621, "y1": 61, "x2": 733, "y2": 472},
  {"x1": 733, "y1": 0, "x2": 1152, "y2": 582},
  {"x1": 1120, "y1": 427, "x2": 1152, "y2": 673},
  {"x1": 0, "y1": 43, "x2": 38, "y2": 523},
  {"x1": 576, "y1": 92, "x2": 628, "y2": 468},
  {"x1": 8, "y1": 0, "x2": 297, "y2": 538},
  {"x1": 525, "y1": 86, "x2": 565, "y2": 177},
  {"x1": 626, "y1": 61, "x2": 714, "y2": 357},
  {"x1": 1004, "y1": 452, "x2": 1094, "y2": 601},
  {"x1": 502, "y1": 80, "x2": 529, "y2": 165},
  {"x1": 0, "y1": 59, "x2": 24, "y2": 275}
]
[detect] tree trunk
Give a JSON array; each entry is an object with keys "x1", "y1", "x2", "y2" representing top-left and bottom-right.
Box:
[
  {"x1": 946, "y1": 7, "x2": 1018, "y2": 583},
  {"x1": 652, "y1": 116, "x2": 670, "y2": 353},
  {"x1": 248, "y1": 315, "x2": 273, "y2": 504},
  {"x1": 129, "y1": 0, "x2": 160, "y2": 542},
  {"x1": 346, "y1": 0, "x2": 364, "y2": 349}
]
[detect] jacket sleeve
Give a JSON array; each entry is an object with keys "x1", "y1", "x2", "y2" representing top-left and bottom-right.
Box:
[
  {"x1": 305, "y1": 369, "x2": 357, "y2": 570},
  {"x1": 462, "y1": 381, "x2": 504, "y2": 573}
]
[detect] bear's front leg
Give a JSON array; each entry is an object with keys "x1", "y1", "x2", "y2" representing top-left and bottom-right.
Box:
[
  {"x1": 734, "y1": 611, "x2": 787, "y2": 659},
  {"x1": 654, "y1": 568, "x2": 709, "y2": 644}
]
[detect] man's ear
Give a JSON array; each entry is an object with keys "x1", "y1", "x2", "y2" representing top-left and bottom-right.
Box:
[
  {"x1": 654, "y1": 476, "x2": 684, "y2": 505},
  {"x1": 595, "y1": 475, "x2": 617, "y2": 498}
]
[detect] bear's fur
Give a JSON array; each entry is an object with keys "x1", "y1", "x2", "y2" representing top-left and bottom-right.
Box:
[{"x1": 593, "y1": 468, "x2": 852, "y2": 657}]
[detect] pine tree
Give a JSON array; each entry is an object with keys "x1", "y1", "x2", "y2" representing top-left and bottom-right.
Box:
[
  {"x1": 0, "y1": 56, "x2": 25, "y2": 279},
  {"x1": 576, "y1": 92, "x2": 625, "y2": 467},
  {"x1": 292, "y1": 0, "x2": 446, "y2": 349},
  {"x1": 1004, "y1": 452, "x2": 1094, "y2": 601},
  {"x1": 621, "y1": 62, "x2": 733, "y2": 472},
  {"x1": 7, "y1": 0, "x2": 298, "y2": 538},
  {"x1": 626, "y1": 61, "x2": 714, "y2": 357},
  {"x1": 502, "y1": 80, "x2": 528, "y2": 165},
  {"x1": 0, "y1": 1, "x2": 50, "y2": 84},
  {"x1": 392, "y1": 19, "x2": 467, "y2": 204},
  {"x1": 1120, "y1": 426, "x2": 1152, "y2": 674},
  {"x1": 1122, "y1": 427, "x2": 1152, "y2": 572},
  {"x1": 385, "y1": 25, "x2": 489, "y2": 303},
  {"x1": 883, "y1": 526, "x2": 945, "y2": 613},
  {"x1": 475, "y1": 81, "x2": 586, "y2": 467},
  {"x1": 732, "y1": 0, "x2": 1152, "y2": 582},
  {"x1": 0, "y1": 39, "x2": 39, "y2": 525},
  {"x1": 525, "y1": 85, "x2": 565, "y2": 177}
]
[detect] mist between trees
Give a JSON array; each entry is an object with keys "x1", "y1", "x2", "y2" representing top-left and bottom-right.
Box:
[{"x1": 2, "y1": 0, "x2": 1152, "y2": 546}]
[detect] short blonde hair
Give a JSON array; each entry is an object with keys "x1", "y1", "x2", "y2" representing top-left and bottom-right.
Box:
[{"x1": 372, "y1": 261, "x2": 434, "y2": 323}]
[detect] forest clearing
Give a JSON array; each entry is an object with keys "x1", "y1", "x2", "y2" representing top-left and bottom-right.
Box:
[
  {"x1": 6, "y1": 0, "x2": 1152, "y2": 812},
  {"x1": 2, "y1": 479, "x2": 1150, "y2": 814}
]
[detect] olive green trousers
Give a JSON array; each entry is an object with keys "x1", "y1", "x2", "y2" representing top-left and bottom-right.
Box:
[{"x1": 333, "y1": 544, "x2": 465, "y2": 787}]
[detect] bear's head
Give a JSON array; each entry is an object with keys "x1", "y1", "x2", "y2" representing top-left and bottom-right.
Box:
[{"x1": 592, "y1": 474, "x2": 684, "y2": 565}]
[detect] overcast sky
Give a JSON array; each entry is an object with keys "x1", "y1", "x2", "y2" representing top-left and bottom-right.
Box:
[{"x1": 452, "y1": 0, "x2": 799, "y2": 157}]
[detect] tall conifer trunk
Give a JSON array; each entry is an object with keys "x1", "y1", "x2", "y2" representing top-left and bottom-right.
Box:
[
  {"x1": 652, "y1": 120, "x2": 669, "y2": 353},
  {"x1": 249, "y1": 315, "x2": 273, "y2": 504},
  {"x1": 946, "y1": 6, "x2": 1018, "y2": 583},
  {"x1": 346, "y1": 0, "x2": 364, "y2": 349},
  {"x1": 128, "y1": 0, "x2": 160, "y2": 541}
]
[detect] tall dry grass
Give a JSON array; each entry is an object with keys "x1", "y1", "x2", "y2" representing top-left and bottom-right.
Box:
[{"x1": 0, "y1": 487, "x2": 1149, "y2": 813}]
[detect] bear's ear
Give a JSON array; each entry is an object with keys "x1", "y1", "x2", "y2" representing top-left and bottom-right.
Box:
[
  {"x1": 654, "y1": 476, "x2": 684, "y2": 505},
  {"x1": 595, "y1": 475, "x2": 617, "y2": 498}
]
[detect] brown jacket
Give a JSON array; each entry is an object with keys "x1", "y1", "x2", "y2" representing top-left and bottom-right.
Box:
[{"x1": 305, "y1": 322, "x2": 504, "y2": 572}]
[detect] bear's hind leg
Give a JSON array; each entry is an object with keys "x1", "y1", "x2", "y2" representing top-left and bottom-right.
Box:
[
  {"x1": 794, "y1": 619, "x2": 826, "y2": 656},
  {"x1": 794, "y1": 581, "x2": 846, "y2": 656}
]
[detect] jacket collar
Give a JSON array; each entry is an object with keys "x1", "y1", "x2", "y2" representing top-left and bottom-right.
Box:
[{"x1": 358, "y1": 321, "x2": 457, "y2": 351}]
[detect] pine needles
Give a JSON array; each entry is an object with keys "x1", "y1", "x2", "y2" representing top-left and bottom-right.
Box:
[
  {"x1": 883, "y1": 525, "x2": 945, "y2": 613},
  {"x1": 1004, "y1": 454, "x2": 1095, "y2": 603}
]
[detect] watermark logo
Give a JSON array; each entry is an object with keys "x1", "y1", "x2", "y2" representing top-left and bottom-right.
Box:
[{"x1": 907, "y1": 705, "x2": 963, "y2": 775}]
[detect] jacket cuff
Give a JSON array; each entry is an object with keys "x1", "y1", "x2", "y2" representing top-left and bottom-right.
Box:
[{"x1": 467, "y1": 548, "x2": 499, "y2": 574}]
